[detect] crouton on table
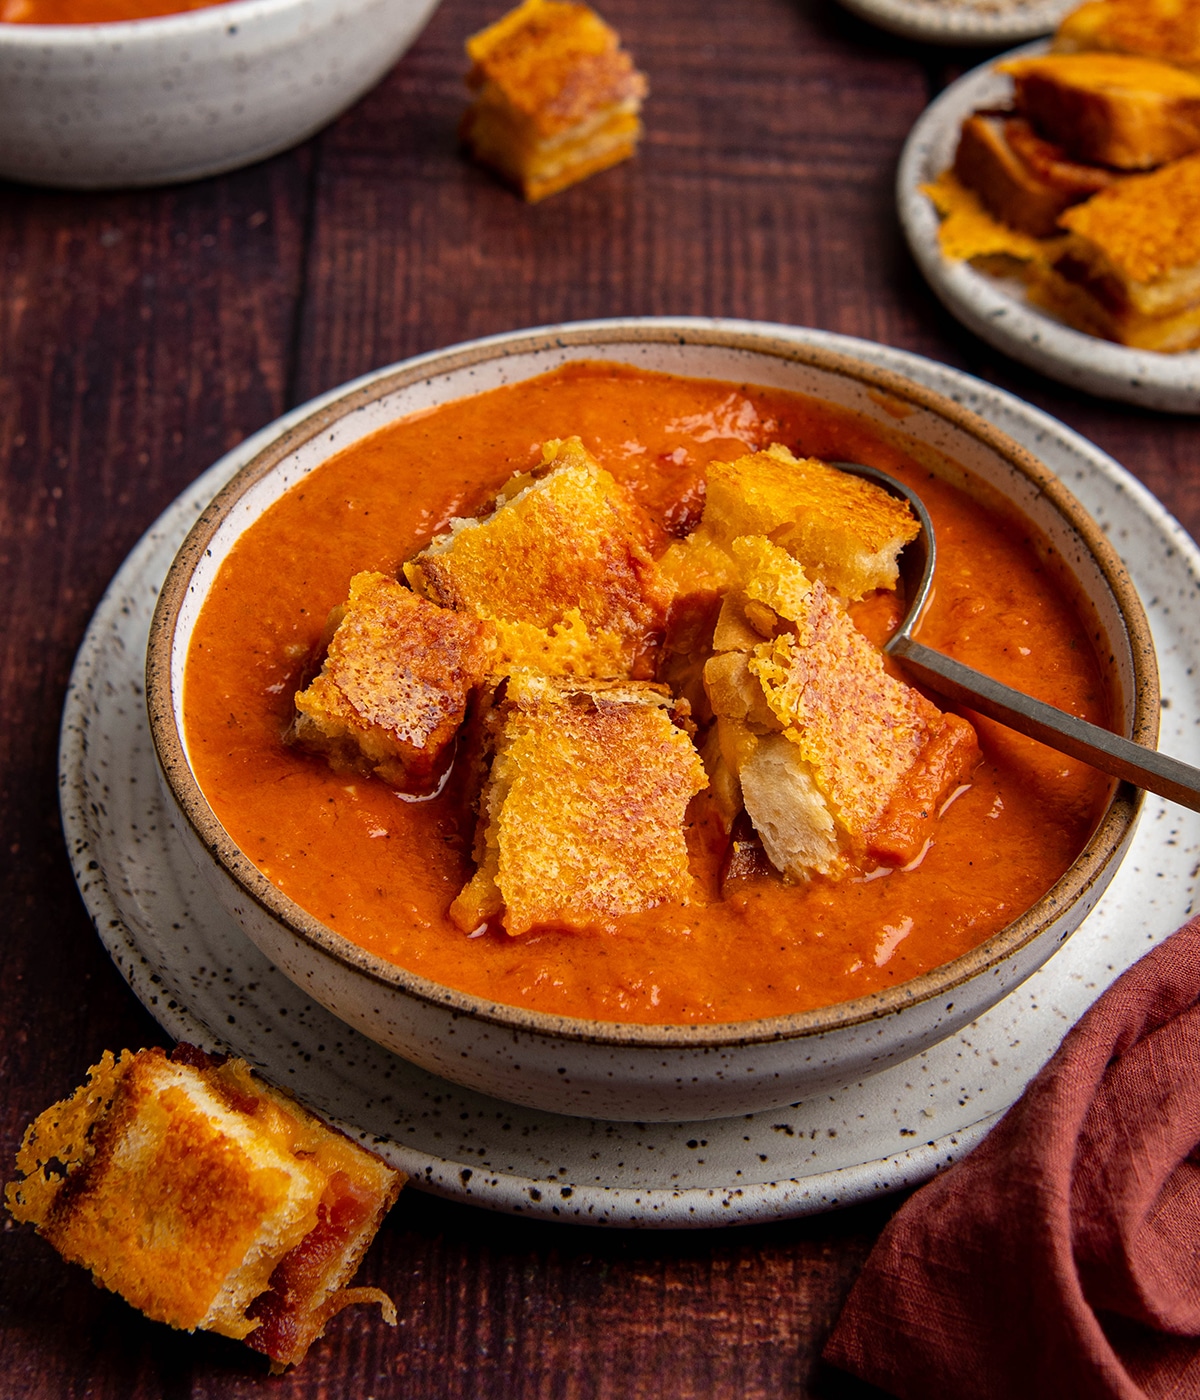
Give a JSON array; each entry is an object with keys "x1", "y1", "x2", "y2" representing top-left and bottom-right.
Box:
[
  {"x1": 5, "y1": 1045, "x2": 403, "y2": 1371},
  {"x1": 462, "y1": 0, "x2": 648, "y2": 201}
]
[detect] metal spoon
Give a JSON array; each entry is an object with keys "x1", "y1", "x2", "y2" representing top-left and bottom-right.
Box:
[{"x1": 833, "y1": 461, "x2": 1200, "y2": 814}]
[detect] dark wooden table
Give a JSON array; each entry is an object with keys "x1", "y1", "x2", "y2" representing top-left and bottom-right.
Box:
[{"x1": 2, "y1": 0, "x2": 1197, "y2": 1395}]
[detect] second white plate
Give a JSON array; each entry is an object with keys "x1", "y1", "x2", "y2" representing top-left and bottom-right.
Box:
[
  {"x1": 838, "y1": 0, "x2": 1072, "y2": 47},
  {"x1": 897, "y1": 45, "x2": 1200, "y2": 413}
]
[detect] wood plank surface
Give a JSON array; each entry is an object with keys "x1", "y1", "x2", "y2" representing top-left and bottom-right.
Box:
[{"x1": 0, "y1": 0, "x2": 1195, "y2": 1395}]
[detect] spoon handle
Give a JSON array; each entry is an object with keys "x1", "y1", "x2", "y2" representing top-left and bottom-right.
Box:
[{"x1": 892, "y1": 637, "x2": 1200, "y2": 814}]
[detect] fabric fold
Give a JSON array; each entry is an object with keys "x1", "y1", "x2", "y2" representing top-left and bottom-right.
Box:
[{"x1": 824, "y1": 916, "x2": 1200, "y2": 1400}]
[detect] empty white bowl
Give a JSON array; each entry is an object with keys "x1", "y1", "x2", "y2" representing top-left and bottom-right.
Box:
[
  {"x1": 0, "y1": 0, "x2": 440, "y2": 188},
  {"x1": 146, "y1": 318, "x2": 1157, "y2": 1121}
]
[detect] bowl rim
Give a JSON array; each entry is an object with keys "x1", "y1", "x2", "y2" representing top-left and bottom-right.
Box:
[
  {"x1": 0, "y1": 0, "x2": 370, "y2": 42},
  {"x1": 146, "y1": 317, "x2": 1157, "y2": 1050}
]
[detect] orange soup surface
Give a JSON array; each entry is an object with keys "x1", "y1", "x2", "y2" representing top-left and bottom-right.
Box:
[
  {"x1": 184, "y1": 363, "x2": 1114, "y2": 1025},
  {"x1": 2, "y1": 0, "x2": 223, "y2": 21}
]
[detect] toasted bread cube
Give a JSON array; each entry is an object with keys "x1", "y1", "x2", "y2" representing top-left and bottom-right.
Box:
[
  {"x1": 953, "y1": 112, "x2": 1114, "y2": 238},
  {"x1": 1056, "y1": 0, "x2": 1200, "y2": 78},
  {"x1": 704, "y1": 538, "x2": 980, "y2": 877},
  {"x1": 462, "y1": 0, "x2": 647, "y2": 201},
  {"x1": 451, "y1": 674, "x2": 707, "y2": 935},
  {"x1": 1002, "y1": 53, "x2": 1200, "y2": 169},
  {"x1": 700, "y1": 444, "x2": 920, "y2": 601},
  {"x1": 405, "y1": 437, "x2": 668, "y2": 679},
  {"x1": 5, "y1": 1046, "x2": 403, "y2": 1370},
  {"x1": 748, "y1": 585, "x2": 950, "y2": 849},
  {"x1": 1035, "y1": 151, "x2": 1200, "y2": 349},
  {"x1": 292, "y1": 571, "x2": 492, "y2": 794}
]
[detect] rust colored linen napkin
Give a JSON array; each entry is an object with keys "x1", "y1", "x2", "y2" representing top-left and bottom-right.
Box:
[{"x1": 824, "y1": 915, "x2": 1200, "y2": 1400}]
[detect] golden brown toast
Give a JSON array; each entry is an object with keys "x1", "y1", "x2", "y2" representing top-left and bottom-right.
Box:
[
  {"x1": 953, "y1": 111, "x2": 1114, "y2": 237},
  {"x1": 1034, "y1": 150, "x2": 1200, "y2": 347},
  {"x1": 1001, "y1": 53, "x2": 1200, "y2": 169},
  {"x1": 405, "y1": 437, "x2": 668, "y2": 680},
  {"x1": 1056, "y1": 0, "x2": 1200, "y2": 77},
  {"x1": 462, "y1": 0, "x2": 647, "y2": 201},
  {"x1": 291, "y1": 571, "x2": 493, "y2": 794},
  {"x1": 450, "y1": 673, "x2": 707, "y2": 935},
  {"x1": 702, "y1": 537, "x2": 980, "y2": 878},
  {"x1": 5, "y1": 1046, "x2": 403, "y2": 1370},
  {"x1": 690, "y1": 443, "x2": 919, "y2": 602}
]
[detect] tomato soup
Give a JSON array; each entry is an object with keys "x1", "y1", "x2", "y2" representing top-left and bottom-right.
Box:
[
  {"x1": 184, "y1": 363, "x2": 1114, "y2": 1025},
  {"x1": 2, "y1": 0, "x2": 222, "y2": 22}
]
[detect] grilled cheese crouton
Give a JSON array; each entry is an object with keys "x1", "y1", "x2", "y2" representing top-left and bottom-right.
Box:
[
  {"x1": 450, "y1": 673, "x2": 707, "y2": 935},
  {"x1": 5, "y1": 1046, "x2": 403, "y2": 1370},
  {"x1": 292, "y1": 571, "x2": 493, "y2": 794},
  {"x1": 1001, "y1": 53, "x2": 1200, "y2": 169},
  {"x1": 697, "y1": 444, "x2": 920, "y2": 601},
  {"x1": 953, "y1": 111, "x2": 1114, "y2": 238},
  {"x1": 405, "y1": 437, "x2": 668, "y2": 679},
  {"x1": 1034, "y1": 150, "x2": 1200, "y2": 347},
  {"x1": 704, "y1": 538, "x2": 980, "y2": 877},
  {"x1": 462, "y1": 0, "x2": 647, "y2": 201},
  {"x1": 1056, "y1": 0, "x2": 1200, "y2": 78}
]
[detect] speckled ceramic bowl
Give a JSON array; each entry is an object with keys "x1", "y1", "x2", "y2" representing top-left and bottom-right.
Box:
[
  {"x1": 146, "y1": 318, "x2": 1158, "y2": 1122},
  {"x1": 0, "y1": 0, "x2": 439, "y2": 188}
]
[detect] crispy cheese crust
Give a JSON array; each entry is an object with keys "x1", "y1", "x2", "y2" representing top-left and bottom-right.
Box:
[
  {"x1": 1001, "y1": 53, "x2": 1200, "y2": 169},
  {"x1": 292, "y1": 571, "x2": 493, "y2": 793},
  {"x1": 5, "y1": 1047, "x2": 404, "y2": 1370},
  {"x1": 405, "y1": 437, "x2": 668, "y2": 679},
  {"x1": 451, "y1": 674, "x2": 707, "y2": 935},
  {"x1": 1056, "y1": 0, "x2": 1200, "y2": 77},
  {"x1": 697, "y1": 444, "x2": 920, "y2": 601},
  {"x1": 462, "y1": 0, "x2": 647, "y2": 201}
]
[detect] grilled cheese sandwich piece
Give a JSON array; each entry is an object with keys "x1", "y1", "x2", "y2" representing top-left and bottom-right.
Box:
[
  {"x1": 291, "y1": 571, "x2": 493, "y2": 794},
  {"x1": 462, "y1": 0, "x2": 647, "y2": 201},
  {"x1": 1001, "y1": 53, "x2": 1200, "y2": 169},
  {"x1": 450, "y1": 673, "x2": 707, "y2": 935},
  {"x1": 405, "y1": 437, "x2": 668, "y2": 680},
  {"x1": 695, "y1": 444, "x2": 920, "y2": 602},
  {"x1": 704, "y1": 538, "x2": 980, "y2": 878},
  {"x1": 1033, "y1": 150, "x2": 1200, "y2": 347},
  {"x1": 5, "y1": 1046, "x2": 403, "y2": 1370},
  {"x1": 1056, "y1": 0, "x2": 1200, "y2": 77},
  {"x1": 953, "y1": 111, "x2": 1115, "y2": 238}
]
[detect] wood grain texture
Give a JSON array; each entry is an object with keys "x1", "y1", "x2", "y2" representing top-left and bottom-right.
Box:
[{"x1": 0, "y1": 0, "x2": 1196, "y2": 1395}]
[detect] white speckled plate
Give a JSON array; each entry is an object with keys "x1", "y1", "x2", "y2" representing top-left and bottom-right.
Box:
[
  {"x1": 898, "y1": 46, "x2": 1200, "y2": 413},
  {"x1": 837, "y1": 0, "x2": 1071, "y2": 46},
  {"x1": 59, "y1": 321, "x2": 1200, "y2": 1228}
]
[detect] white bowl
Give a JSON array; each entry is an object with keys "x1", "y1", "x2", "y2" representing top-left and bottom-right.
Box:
[
  {"x1": 0, "y1": 0, "x2": 439, "y2": 188},
  {"x1": 146, "y1": 318, "x2": 1157, "y2": 1121}
]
